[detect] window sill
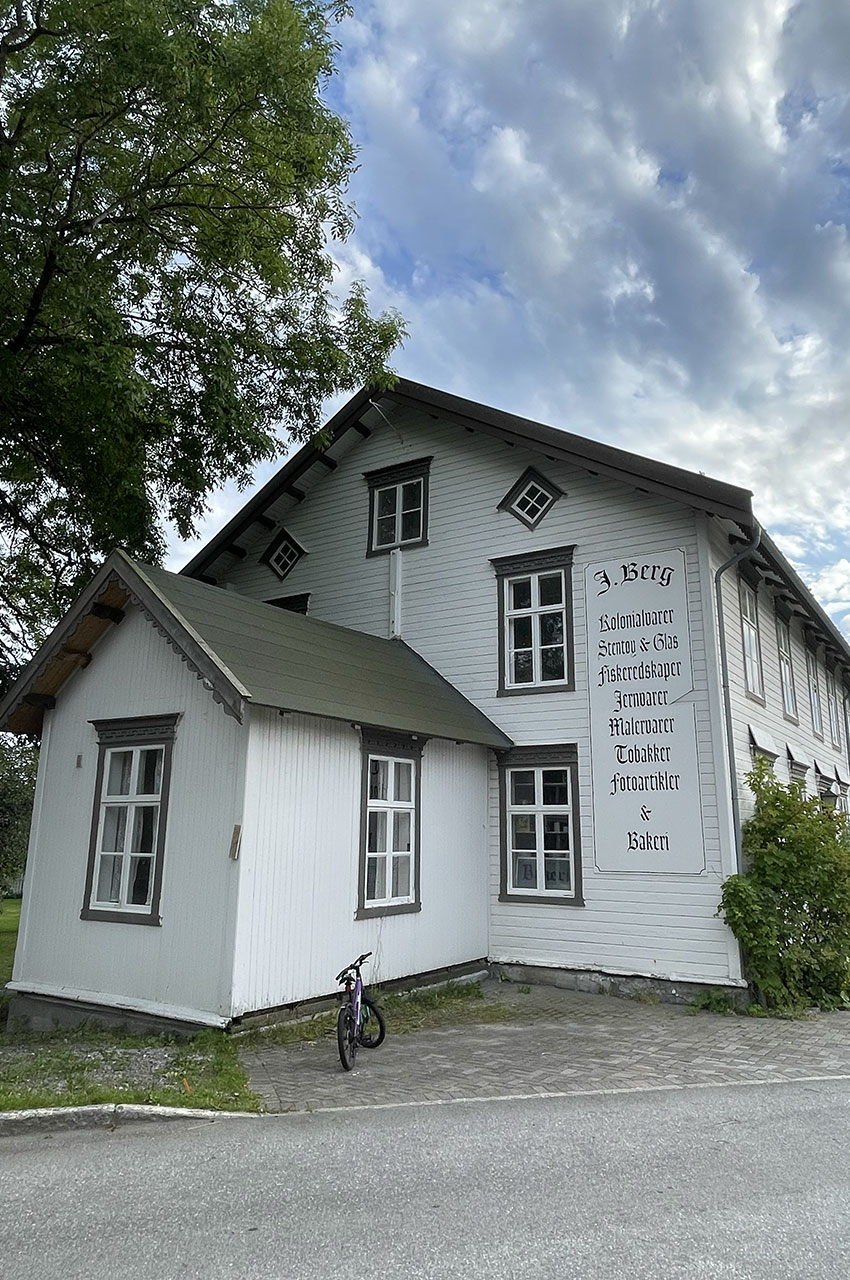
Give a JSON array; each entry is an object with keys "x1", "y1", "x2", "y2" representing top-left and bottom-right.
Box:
[
  {"x1": 744, "y1": 690, "x2": 766, "y2": 706},
  {"x1": 80, "y1": 907, "x2": 161, "y2": 926},
  {"x1": 498, "y1": 892, "x2": 585, "y2": 907},
  {"x1": 498, "y1": 681, "x2": 575, "y2": 697},
  {"x1": 356, "y1": 901, "x2": 421, "y2": 920},
  {"x1": 782, "y1": 712, "x2": 799, "y2": 725},
  {"x1": 366, "y1": 539, "x2": 428, "y2": 558}
]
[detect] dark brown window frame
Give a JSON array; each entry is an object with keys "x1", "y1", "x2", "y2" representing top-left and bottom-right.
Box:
[
  {"x1": 356, "y1": 728, "x2": 425, "y2": 920},
  {"x1": 260, "y1": 527, "x2": 307, "y2": 582},
  {"x1": 491, "y1": 545, "x2": 576, "y2": 696},
  {"x1": 81, "y1": 714, "x2": 179, "y2": 926},
  {"x1": 497, "y1": 744, "x2": 583, "y2": 906},
  {"x1": 363, "y1": 457, "x2": 432, "y2": 556},
  {"x1": 497, "y1": 466, "x2": 564, "y2": 530}
]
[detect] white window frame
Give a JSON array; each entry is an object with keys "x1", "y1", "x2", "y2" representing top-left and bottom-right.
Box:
[
  {"x1": 82, "y1": 715, "x2": 178, "y2": 926},
  {"x1": 262, "y1": 527, "x2": 306, "y2": 582},
  {"x1": 499, "y1": 746, "x2": 582, "y2": 905},
  {"x1": 491, "y1": 547, "x2": 575, "y2": 696},
  {"x1": 776, "y1": 618, "x2": 797, "y2": 719},
  {"x1": 364, "y1": 458, "x2": 432, "y2": 556},
  {"x1": 357, "y1": 731, "x2": 423, "y2": 918},
  {"x1": 739, "y1": 580, "x2": 764, "y2": 699},
  {"x1": 497, "y1": 467, "x2": 563, "y2": 530},
  {"x1": 807, "y1": 649, "x2": 824, "y2": 738}
]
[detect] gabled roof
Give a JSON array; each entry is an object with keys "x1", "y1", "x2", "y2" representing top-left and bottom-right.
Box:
[
  {"x1": 0, "y1": 551, "x2": 512, "y2": 748},
  {"x1": 180, "y1": 378, "x2": 756, "y2": 581}
]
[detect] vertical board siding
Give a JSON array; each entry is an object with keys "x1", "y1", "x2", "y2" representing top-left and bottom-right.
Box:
[
  {"x1": 232, "y1": 711, "x2": 489, "y2": 1011},
  {"x1": 221, "y1": 412, "x2": 739, "y2": 986},
  {"x1": 709, "y1": 522, "x2": 850, "y2": 817},
  {"x1": 13, "y1": 608, "x2": 246, "y2": 1022}
]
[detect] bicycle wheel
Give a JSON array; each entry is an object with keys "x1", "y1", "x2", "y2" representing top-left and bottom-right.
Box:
[
  {"x1": 337, "y1": 1004, "x2": 357, "y2": 1071},
  {"x1": 358, "y1": 996, "x2": 386, "y2": 1049}
]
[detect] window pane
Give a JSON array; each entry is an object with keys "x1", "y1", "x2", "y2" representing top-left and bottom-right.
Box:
[
  {"x1": 512, "y1": 651, "x2": 534, "y2": 683},
  {"x1": 510, "y1": 579, "x2": 532, "y2": 610},
  {"x1": 367, "y1": 810, "x2": 387, "y2": 854},
  {"x1": 128, "y1": 856, "x2": 152, "y2": 906},
  {"x1": 401, "y1": 480, "x2": 422, "y2": 511},
  {"x1": 511, "y1": 616, "x2": 533, "y2": 649},
  {"x1": 541, "y1": 647, "x2": 565, "y2": 681},
  {"x1": 513, "y1": 854, "x2": 537, "y2": 888},
  {"x1": 510, "y1": 770, "x2": 536, "y2": 805},
  {"x1": 542, "y1": 770, "x2": 568, "y2": 806},
  {"x1": 544, "y1": 858, "x2": 571, "y2": 891},
  {"x1": 106, "y1": 751, "x2": 133, "y2": 796},
  {"x1": 96, "y1": 855, "x2": 122, "y2": 903},
  {"x1": 540, "y1": 612, "x2": 564, "y2": 645},
  {"x1": 137, "y1": 748, "x2": 163, "y2": 796},
  {"x1": 131, "y1": 806, "x2": 158, "y2": 855},
  {"x1": 543, "y1": 815, "x2": 571, "y2": 851},
  {"x1": 101, "y1": 806, "x2": 127, "y2": 853},
  {"x1": 375, "y1": 515, "x2": 396, "y2": 546},
  {"x1": 511, "y1": 813, "x2": 536, "y2": 850},
  {"x1": 392, "y1": 854, "x2": 411, "y2": 898},
  {"x1": 366, "y1": 856, "x2": 386, "y2": 901},
  {"x1": 394, "y1": 761, "x2": 412, "y2": 802},
  {"x1": 400, "y1": 508, "x2": 421, "y2": 541},
  {"x1": 377, "y1": 487, "x2": 397, "y2": 518},
  {"x1": 538, "y1": 573, "x2": 562, "y2": 606},
  {"x1": 369, "y1": 758, "x2": 388, "y2": 801},
  {"x1": 393, "y1": 811, "x2": 411, "y2": 853}
]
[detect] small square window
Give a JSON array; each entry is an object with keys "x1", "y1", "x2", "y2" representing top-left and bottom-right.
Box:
[
  {"x1": 364, "y1": 458, "x2": 432, "y2": 555},
  {"x1": 498, "y1": 468, "x2": 563, "y2": 530},
  {"x1": 261, "y1": 528, "x2": 306, "y2": 582}
]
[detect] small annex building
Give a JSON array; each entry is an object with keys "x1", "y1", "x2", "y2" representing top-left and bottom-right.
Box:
[{"x1": 4, "y1": 379, "x2": 850, "y2": 1031}]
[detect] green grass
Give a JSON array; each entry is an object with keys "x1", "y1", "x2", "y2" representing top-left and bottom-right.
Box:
[
  {"x1": 0, "y1": 898, "x2": 22, "y2": 1018},
  {"x1": 0, "y1": 1026, "x2": 261, "y2": 1113}
]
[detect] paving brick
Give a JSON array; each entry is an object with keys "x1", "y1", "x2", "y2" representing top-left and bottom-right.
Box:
[{"x1": 240, "y1": 978, "x2": 850, "y2": 1114}]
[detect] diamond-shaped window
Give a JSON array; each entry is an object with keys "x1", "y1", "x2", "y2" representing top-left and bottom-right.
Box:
[
  {"x1": 497, "y1": 468, "x2": 563, "y2": 530},
  {"x1": 261, "y1": 528, "x2": 306, "y2": 581}
]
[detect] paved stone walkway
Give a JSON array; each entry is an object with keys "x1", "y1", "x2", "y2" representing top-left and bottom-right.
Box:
[{"x1": 241, "y1": 979, "x2": 850, "y2": 1113}]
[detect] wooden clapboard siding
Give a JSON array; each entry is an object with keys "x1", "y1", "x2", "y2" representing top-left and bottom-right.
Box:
[
  {"x1": 709, "y1": 522, "x2": 849, "y2": 815},
  {"x1": 12, "y1": 607, "x2": 247, "y2": 1024},
  {"x1": 221, "y1": 410, "x2": 741, "y2": 986},
  {"x1": 231, "y1": 710, "x2": 489, "y2": 1012}
]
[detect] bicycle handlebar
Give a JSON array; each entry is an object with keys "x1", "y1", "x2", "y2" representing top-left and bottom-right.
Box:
[{"x1": 335, "y1": 951, "x2": 372, "y2": 983}]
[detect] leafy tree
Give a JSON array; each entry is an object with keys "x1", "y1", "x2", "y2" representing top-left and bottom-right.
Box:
[
  {"x1": 0, "y1": 0, "x2": 403, "y2": 673},
  {"x1": 0, "y1": 736, "x2": 37, "y2": 895},
  {"x1": 719, "y1": 758, "x2": 850, "y2": 1009}
]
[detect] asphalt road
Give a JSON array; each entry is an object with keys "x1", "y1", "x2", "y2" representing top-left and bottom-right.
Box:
[{"x1": 2, "y1": 1080, "x2": 850, "y2": 1279}]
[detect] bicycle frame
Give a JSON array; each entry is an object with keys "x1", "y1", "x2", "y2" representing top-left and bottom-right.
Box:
[{"x1": 335, "y1": 951, "x2": 385, "y2": 1069}]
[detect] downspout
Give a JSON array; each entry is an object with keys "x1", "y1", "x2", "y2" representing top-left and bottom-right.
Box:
[{"x1": 714, "y1": 519, "x2": 762, "y2": 871}]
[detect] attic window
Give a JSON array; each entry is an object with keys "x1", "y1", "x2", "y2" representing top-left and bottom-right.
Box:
[
  {"x1": 498, "y1": 468, "x2": 563, "y2": 530},
  {"x1": 261, "y1": 528, "x2": 306, "y2": 582},
  {"x1": 364, "y1": 457, "x2": 432, "y2": 555}
]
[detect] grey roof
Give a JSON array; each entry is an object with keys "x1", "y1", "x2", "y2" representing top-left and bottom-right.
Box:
[{"x1": 0, "y1": 551, "x2": 512, "y2": 748}]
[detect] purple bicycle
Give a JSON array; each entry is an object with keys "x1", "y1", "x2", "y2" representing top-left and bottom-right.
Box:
[{"x1": 335, "y1": 951, "x2": 386, "y2": 1071}]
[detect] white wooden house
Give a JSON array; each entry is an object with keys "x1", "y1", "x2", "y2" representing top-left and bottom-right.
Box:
[{"x1": 3, "y1": 380, "x2": 850, "y2": 1031}]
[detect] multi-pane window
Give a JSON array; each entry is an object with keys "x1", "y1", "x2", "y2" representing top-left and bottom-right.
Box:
[
  {"x1": 826, "y1": 670, "x2": 842, "y2": 747},
  {"x1": 497, "y1": 468, "x2": 563, "y2": 530},
  {"x1": 83, "y1": 715, "x2": 178, "y2": 925},
  {"x1": 358, "y1": 731, "x2": 422, "y2": 917},
  {"x1": 373, "y1": 479, "x2": 424, "y2": 549},
  {"x1": 365, "y1": 458, "x2": 431, "y2": 555},
  {"x1": 262, "y1": 528, "x2": 306, "y2": 582},
  {"x1": 505, "y1": 571, "x2": 567, "y2": 686},
  {"x1": 807, "y1": 649, "x2": 823, "y2": 737},
  {"x1": 499, "y1": 746, "x2": 582, "y2": 904},
  {"x1": 491, "y1": 547, "x2": 575, "y2": 694},
  {"x1": 776, "y1": 619, "x2": 797, "y2": 719},
  {"x1": 739, "y1": 580, "x2": 763, "y2": 698}
]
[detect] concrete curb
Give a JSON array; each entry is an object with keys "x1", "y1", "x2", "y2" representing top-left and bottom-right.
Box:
[{"x1": 0, "y1": 1104, "x2": 257, "y2": 1137}]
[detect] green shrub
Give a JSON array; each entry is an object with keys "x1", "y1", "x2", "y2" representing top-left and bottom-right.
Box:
[{"x1": 718, "y1": 757, "x2": 850, "y2": 1009}]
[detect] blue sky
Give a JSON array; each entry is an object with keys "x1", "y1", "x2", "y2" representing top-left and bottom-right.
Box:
[{"x1": 173, "y1": 0, "x2": 850, "y2": 634}]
